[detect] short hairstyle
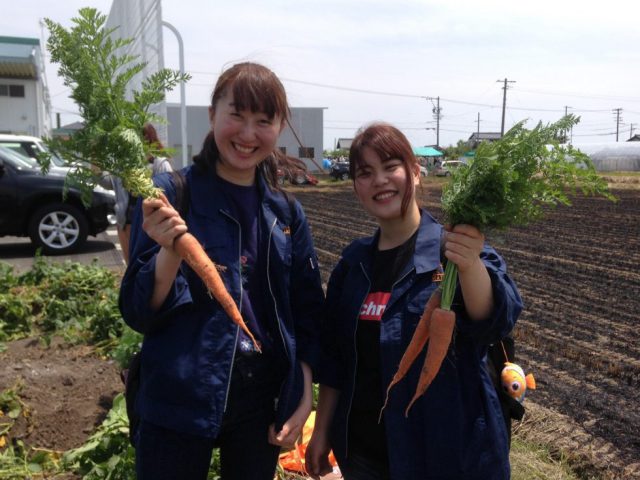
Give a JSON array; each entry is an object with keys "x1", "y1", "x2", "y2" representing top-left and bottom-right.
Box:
[{"x1": 349, "y1": 122, "x2": 418, "y2": 217}]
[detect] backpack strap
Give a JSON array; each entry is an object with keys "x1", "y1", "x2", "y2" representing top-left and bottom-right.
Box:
[{"x1": 170, "y1": 170, "x2": 190, "y2": 217}]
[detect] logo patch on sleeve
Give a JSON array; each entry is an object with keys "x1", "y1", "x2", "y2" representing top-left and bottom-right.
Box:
[{"x1": 359, "y1": 292, "x2": 391, "y2": 321}]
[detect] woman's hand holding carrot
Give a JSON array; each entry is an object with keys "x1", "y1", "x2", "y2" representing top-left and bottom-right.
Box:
[
  {"x1": 141, "y1": 196, "x2": 189, "y2": 311},
  {"x1": 141, "y1": 196, "x2": 188, "y2": 252},
  {"x1": 443, "y1": 224, "x2": 484, "y2": 273},
  {"x1": 444, "y1": 224, "x2": 493, "y2": 322}
]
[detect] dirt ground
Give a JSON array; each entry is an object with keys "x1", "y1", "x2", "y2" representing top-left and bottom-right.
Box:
[
  {"x1": 0, "y1": 337, "x2": 122, "y2": 452},
  {"x1": 0, "y1": 177, "x2": 638, "y2": 479}
]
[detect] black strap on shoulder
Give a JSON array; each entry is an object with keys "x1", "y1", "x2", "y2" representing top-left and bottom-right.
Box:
[
  {"x1": 281, "y1": 190, "x2": 297, "y2": 226},
  {"x1": 171, "y1": 170, "x2": 190, "y2": 217}
]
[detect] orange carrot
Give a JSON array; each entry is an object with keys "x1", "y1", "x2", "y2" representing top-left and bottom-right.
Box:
[
  {"x1": 173, "y1": 232, "x2": 262, "y2": 353},
  {"x1": 156, "y1": 194, "x2": 261, "y2": 353},
  {"x1": 404, "y1": 307, "x2": 455, "y2": 417},
  {"x1": 379, "y1": 289, "x2": 442, "y2": 421}
]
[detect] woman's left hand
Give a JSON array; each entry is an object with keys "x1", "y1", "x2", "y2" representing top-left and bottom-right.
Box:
[
  {"x1": 268, "y1": 362, "x2": 313, "y2": 448},
  {"x1": 268, "y1": 391, "x2": 313, "y2": 448},
  {"x1": 443, "y1": 224, "x2": 485, "y2": 273}
]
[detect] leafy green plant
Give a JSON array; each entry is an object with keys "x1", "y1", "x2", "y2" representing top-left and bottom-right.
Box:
[
  {"x1": 438, "y1": 115, "x2": 614, "y2": 309},
  {"x1": 0, "y1": 256, "x2": 124, "y2": 349},
  {"x1": 63, "y1": 393, "x2": 135, "y2": 480},
  {"x1": 42, "y1": 7, "x2": 189, "y2": 203},
  {"x1": 108, "y1": 327, "x2": 142, "y2": 370}
]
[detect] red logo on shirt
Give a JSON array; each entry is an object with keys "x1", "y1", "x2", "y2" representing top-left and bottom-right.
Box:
[{"x1": 359, "y1": 292, "x2": 391, "y2": 321}]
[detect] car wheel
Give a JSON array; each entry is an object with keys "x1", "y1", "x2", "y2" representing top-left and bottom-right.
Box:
[
  {"x1": 292, "y1": 173, "x2": 306, "y2": 185},
  {"x1": 340, "y1": 172, "x2": 349, "y2": 181},
  {"x1": 28, "y1": 203, "x2": 89, "y2": 255}
]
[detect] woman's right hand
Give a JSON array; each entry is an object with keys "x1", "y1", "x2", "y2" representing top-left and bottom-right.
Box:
[
  {"x1": 141, "y1": 196, "x2": 188, "y2": 251},
  {"x1": 305, "y1": 432, "x2": 333, "y2": 480}
]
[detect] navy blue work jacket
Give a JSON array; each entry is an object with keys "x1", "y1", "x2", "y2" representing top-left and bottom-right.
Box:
[
  {"x1": 119, "y1": 165, "x2": 324, "y2": 439},
  {"x1": 317, "y1": 210, "x2": 523, "y2": 480}
]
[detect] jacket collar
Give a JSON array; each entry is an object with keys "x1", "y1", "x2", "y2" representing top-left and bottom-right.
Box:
[
  {"x1": 188, "y1": 165, "x2": 280, "y2": 220},
  {"x1": 350, "y1": 209, "x2": 443, "y2": 276}
]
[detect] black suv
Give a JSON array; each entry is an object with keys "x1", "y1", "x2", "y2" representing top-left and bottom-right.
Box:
[
  {"x1": 0, "y1": 146, "x2": 116, "y2": 254},
  {"x1": 329, "y1": 161, "x2": 350, "y2": 180}
]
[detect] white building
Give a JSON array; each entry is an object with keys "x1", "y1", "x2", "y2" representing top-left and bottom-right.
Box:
[
  {"x1": 0, "y1": 36, "x2": 51, "y2": 137},
  {"x1": 166, "y1": 104, "x2": 325, "y2": 171}
]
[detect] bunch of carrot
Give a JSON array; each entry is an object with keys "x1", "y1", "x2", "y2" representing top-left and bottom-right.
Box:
[
  {"x1": 382, "y1": 116, "x2": 614, "y2": 417},
  {"x1": 381, "y1": 264, "x2": 457, "y2": 418}
]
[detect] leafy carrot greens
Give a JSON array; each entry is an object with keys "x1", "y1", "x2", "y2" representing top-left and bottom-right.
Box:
[{"x1": 438, "y1": 115, "x2": 614, "y2": 310}]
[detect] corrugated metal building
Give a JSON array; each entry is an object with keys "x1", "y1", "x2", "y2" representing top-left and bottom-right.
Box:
[
  {"x1": 166, "y1": 104, "x2": 325, "y2": 171},
  {"x1": 0, "y1": 36, "x2": 50, "y2": 137}
]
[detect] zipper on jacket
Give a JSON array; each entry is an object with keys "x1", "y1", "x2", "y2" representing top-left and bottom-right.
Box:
[
  {"x1": 220, "y1": 210, "x2": 241, "y2": 414},
  {"x1": 266, "y1": 217, "x2": 291, "y2": 411},
  {"x1": 344, "y1": 262, "x2": 371, "y2": 458}
]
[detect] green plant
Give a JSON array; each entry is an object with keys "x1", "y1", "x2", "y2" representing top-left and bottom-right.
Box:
[
  {"x1": 42, "y1": 8, "x2": 189, "y2": 203},
  {"x1": 439, "y1": 115, "x2": 614, "y2": 310},
  {"x1": 63, "y1": 394, "x2": 135, "y2": 479}
]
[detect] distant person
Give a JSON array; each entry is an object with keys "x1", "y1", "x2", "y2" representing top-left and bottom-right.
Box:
[
  {"x1": 111, "y1": 123, "x2": 173, "y2": 264},
  {"x1": 120, "y1": 62, "x2": 324, "y2": 480},
  {"x1": 305, "y1": 122, "x2": 523, "y2": 479}
]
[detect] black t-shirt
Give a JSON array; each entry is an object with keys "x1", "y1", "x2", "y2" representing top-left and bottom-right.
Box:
[
  {"x1": 216, "y1": 176, "x2": 273, "y2": 356},
  {"x1": 349, "y1": 230, "x2": 417, "y2": 458}
]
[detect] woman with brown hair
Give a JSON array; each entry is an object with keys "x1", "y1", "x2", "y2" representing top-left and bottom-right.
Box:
[{"x1": 306, "y1": 123, "x2": 522, "y2": 479}]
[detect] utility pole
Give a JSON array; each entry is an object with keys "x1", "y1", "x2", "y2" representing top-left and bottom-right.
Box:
[
  {"x1": 497, "y1": 78, "x2": 516, "y2": 137},
  {"x1": 475, "y1": 112, "x2": 481, "y2": 146},
  {"x1": 613, "y1": 108, "x2": 622, "y2": 142},
  {"x1": 563, "y1": 106, "x2": 572, "y2": 143},
  {"x1": 629, "y1": 123, "x2": 635, "y2": 140},
  {"x1": 432, "y1": 96, "x2": 442, "y2": 147}
]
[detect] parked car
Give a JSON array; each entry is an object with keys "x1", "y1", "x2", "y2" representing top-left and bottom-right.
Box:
[
  {"x1": 0, "y1": 146, "x2": 116, "y2": 254},
  {"x1": 329, "y1": 161, "x2": 350, "y2": 180},
  {"x1": 0, "y1": 133, "x2": 66, "y2": 167},
  {"x1": 432, "y1": 160, "x2": 466, "y2": 177}
]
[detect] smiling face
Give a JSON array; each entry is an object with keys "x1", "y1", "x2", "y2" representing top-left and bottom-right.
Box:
[
  {"x1": 209, "y1": 92, "x2": 284, "y2": 185},
  {"x1": 353, "y1": 146, "x2": 420, "y2": 222}
]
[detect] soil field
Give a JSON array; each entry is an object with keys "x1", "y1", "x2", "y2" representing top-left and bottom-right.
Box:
[{"x1": 293, "y1": 181, "x2": 640, "y2": 479}]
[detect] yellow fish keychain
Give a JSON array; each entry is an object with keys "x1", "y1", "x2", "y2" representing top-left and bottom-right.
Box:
[{"x1": 499, "y1": 342, "x2": 536, "y2": 403}]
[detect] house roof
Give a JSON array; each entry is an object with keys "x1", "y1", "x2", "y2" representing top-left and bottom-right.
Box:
[
  {"x1": 0, "y1": 36, "x2": 40, "y2": 79},
  {"x1": 336, "y1": 138, "x2": 353, "y2": 149},
  {"x1": 627, "y1": 134, "x2": 640, "y2": 142},
  {"x1": 468, "y1": 132, "x2": 502, "y2": 142},
  {"x1": 413, "y1": 146, "x2": 443, "y2": 157}
]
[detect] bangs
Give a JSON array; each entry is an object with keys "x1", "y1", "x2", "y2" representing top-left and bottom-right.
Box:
[{"x1": 230, "y1": 70, "x2": 288, "y2": 120}]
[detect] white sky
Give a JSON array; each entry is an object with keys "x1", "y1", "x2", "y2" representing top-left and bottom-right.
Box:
[{"x1": 5, "y1": 0, "x2": 640, "y2": 150}]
